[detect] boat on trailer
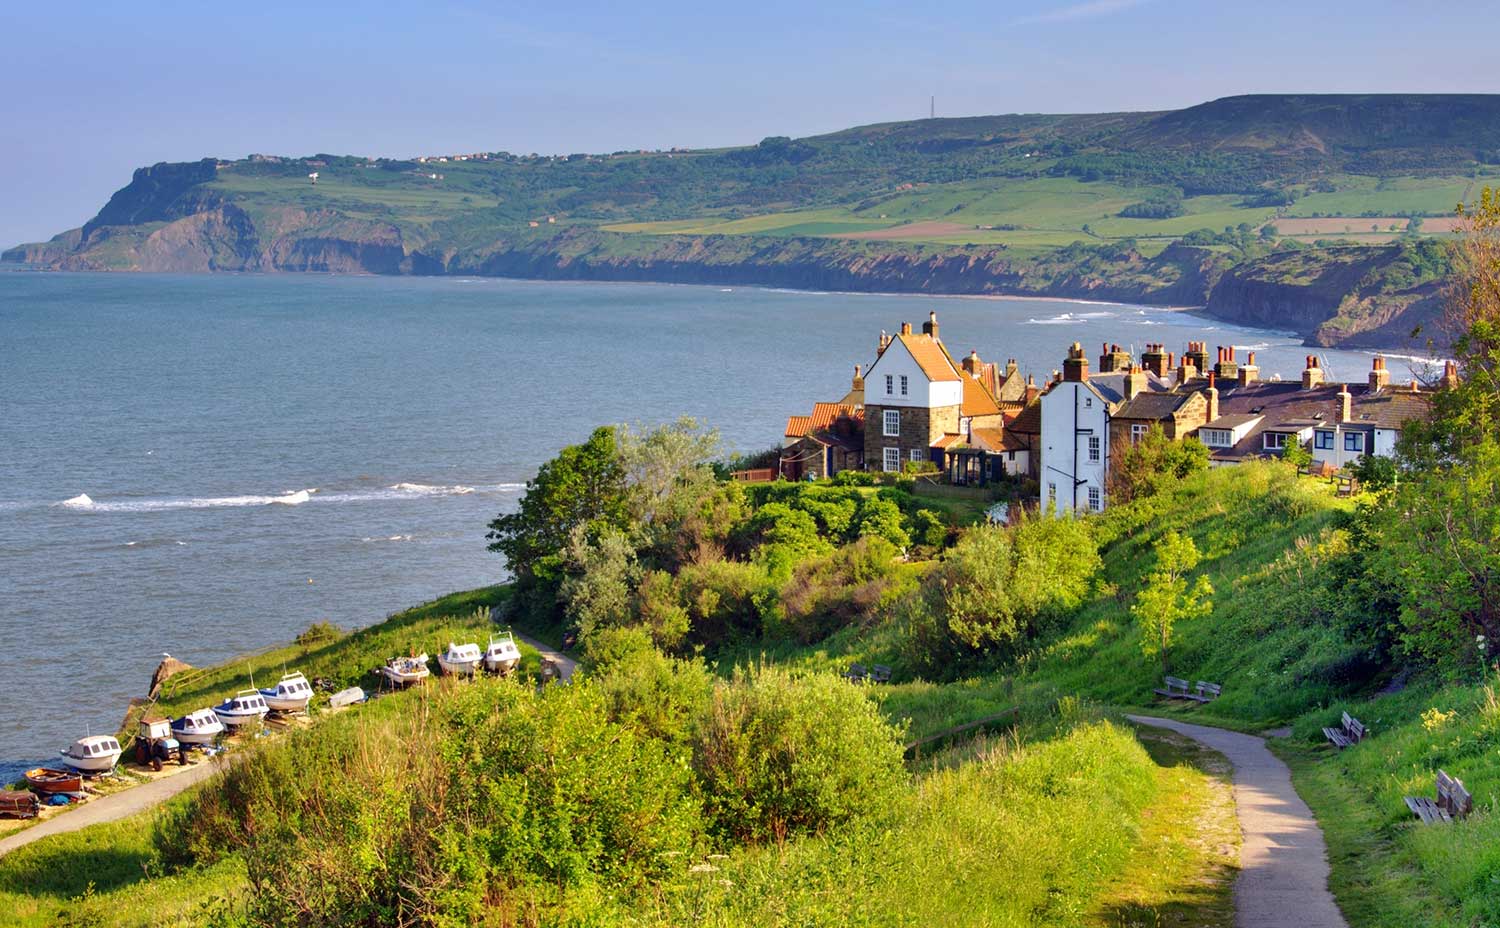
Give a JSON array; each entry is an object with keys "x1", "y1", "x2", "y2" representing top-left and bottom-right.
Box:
[
  {"x1": 380, "y1": 654, "x2": 430, "y2": 687},
  {"x1": 437, "y1": 642, "x2": 482, "y2": 676},
  {"x1": 483, "y1": 632, "x2": 521, "y2": 675},
  {"x1": 172, "y1": 708, "x2": 225, "y2": 745},
  {"x1": 260, "y1": 671, "x2": 314, "y2": 712},
  {"x1": 25, "y1": 767, "x2": 83, "y2": 794},
  {"x1": 212, "y1": 690, "x2": 270, "y2": 729},
  {"x1": 59, "y1": 735, "x2": 122, "y2": 773}
]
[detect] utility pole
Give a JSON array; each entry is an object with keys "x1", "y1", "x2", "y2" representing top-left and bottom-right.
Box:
[{"x1": 930, "y1": 95, "x2": 935, "y2": 119}]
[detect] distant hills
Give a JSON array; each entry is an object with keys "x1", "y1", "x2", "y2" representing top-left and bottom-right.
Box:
[{"x1": 8, "y1": 93, "x2": 1495, "y2": 349}]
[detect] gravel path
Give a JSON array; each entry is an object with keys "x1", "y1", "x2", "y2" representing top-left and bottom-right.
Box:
[
  {"x1": 1, "y1": 638, "x2": 575, "y2": 861},
  {"x1": 1127, "y1": 715, "x2": 1348, "y2": 928},
  {"x1": 0, "y1": 760, "x2": 223, "y2": 859}
]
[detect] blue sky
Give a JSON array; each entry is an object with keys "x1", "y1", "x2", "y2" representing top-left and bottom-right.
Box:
[{"x1": 4, "y1": 0, "x2": 1499, "y2": 248}]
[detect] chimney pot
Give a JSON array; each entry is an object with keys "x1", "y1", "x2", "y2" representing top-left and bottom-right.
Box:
[{"x1": 900, "y1": 322, "x2": 912, "y2": 336}]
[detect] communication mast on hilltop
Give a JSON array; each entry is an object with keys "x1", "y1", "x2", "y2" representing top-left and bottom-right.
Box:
[{"x1": 930, "y1": 96, "x2": 935, "y2": 119}]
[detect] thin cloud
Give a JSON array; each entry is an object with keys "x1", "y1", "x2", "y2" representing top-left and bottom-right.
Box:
[{"x1": 1012, "y1": 0, "x2": 1150, "y2": 26}]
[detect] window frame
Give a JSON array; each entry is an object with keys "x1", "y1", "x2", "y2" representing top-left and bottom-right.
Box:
[
  {"x1": 909, "y1": 448, "x2": 923, "y2": 463},
  {"x1": 899, "y1": 375, "x2": 908, "y2": 396},
  {"x1": 1087, "y1": 485, "x2": 1101, "y2": 511},
  {"x1": 885, "y1": 374, "x2": 893, "y2": 395},
  {"x1": 883, "y1": 447, "x2": 901, "y2": 472},
  {"x1": 1130, "y1": 423, "x2": 1149, "y2": 445},
  {"x1": 882, "y1": 409, "x2": 900, "y2": 437},
  {"x1": 1087, "y1": 435, "x2": 1101, "y2": 463},
  {"x1": 1344, "y1": 431, "x2": 1365, "y2": 452},
  {"x1": 1263, "y1": 432, "x2": 1288, "y2": 451},
  {"x1": 1314, "y1": 430, "x2": 1334, "y2": 450}
]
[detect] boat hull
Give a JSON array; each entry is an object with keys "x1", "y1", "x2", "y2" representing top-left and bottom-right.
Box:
[
  {"x1": 437, "y1": 656, "x2": 479, "y2": 676},
  {"x1": 260, "y1": 691, "x2": 312, "y2": 712},
  {"x1": 59, "y1": 750, "x2": 120, "y2": 773},
  {"x1": 213, "y1": 708, "x2": 269, "y2": 728},
  {"x1": 380, "y1": 668, "x2": 429, "y2": 686},
  {"x1": 172, "y1": 724, "x2": 223, "y2": 745},
  {"x1": 25, "y1": 767, "x2": 82, "y2": 794}
]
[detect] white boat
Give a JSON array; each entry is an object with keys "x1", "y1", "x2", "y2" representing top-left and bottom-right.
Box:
[
  {"x1": 59, "y1": 735, "x2": 122, "y2": 773},
  {"x1": 328, "y1": 686, "x2": 366, "y2": 708},
  {"x1": 483, "y1": 632, "x2": 521, "y2": 675},
  {"x1": 213, "y1": 690, "x2": 270, "y2": 729},
  {"x1": 171, "y1": 708, "x2": 225, "y2": 745},
  {"x1": 437, "y1": 642, "x2": 481, "y2": 676},
  {"x1": 260, "y1": 671, "x2": 314, "y2": 712},
  {"x1": 380, "y1": 654, "x2": 430, "y2": 687}
]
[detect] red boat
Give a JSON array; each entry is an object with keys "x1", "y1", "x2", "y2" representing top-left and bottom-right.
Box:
[
  {"x1": 0, "y1": 790, "x2": 40, "y2": 819},
  {"x1": 25, "y1": 767, "x2": 83, "y2": 794}
]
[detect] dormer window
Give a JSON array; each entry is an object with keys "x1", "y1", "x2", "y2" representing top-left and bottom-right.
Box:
[{"x1": 1263, "y1": 432, "x2": 1289, "y2": 450}]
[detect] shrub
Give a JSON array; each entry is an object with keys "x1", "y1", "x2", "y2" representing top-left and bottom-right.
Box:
[{"x1": 691, "y1": 666, "x2": 906, "y2": 844}]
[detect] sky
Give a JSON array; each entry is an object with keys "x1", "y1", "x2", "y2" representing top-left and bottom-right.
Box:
[{"x1": 4, "y1": 0, "x2": 1500, "y2": 248}]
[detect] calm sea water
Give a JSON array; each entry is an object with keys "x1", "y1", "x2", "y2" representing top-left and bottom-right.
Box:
[{"x1": 0, "y1": 270, "x2": 1424, "y2": 780}]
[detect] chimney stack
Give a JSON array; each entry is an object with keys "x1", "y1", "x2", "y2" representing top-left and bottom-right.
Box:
[
  {"x1": 1302, "y1": 355, "x2": 1325, "y2": 390},
  {"x1": 899, "y1": 321, "x2": 912, "y2": 336},
  {"x1": 1124, "y1": 364, "x2": 1148, "y2": 400},
  {"x1": 1338, "y1": 384, "x2": 1352, "y2": 423},
  {"x1": 1063, "y1": 343, "x2": 1090, "y2": 382},
  {"x1": 1369, "y1": 356, "x2": 1389, "y2": 392},
  {"x1": 1206, "y1": 371, "x2": 1220, "y2": 422},
  {"x1": 1099, "y1": 342, "x2": 1132, "y2": 373},
  {"x1": 963, "y1": 349, "x2": 982, "y2": 377},
  {"x1": 1440, "y1": 359, "x2": 1460, "y2": 390},
  {"x1": 878, "y1": 330, "x2": 890, "y2": 356},
  {"x1": 921, "y1": 311, "x2": 938, "y2": 339},
  {"x1": 852, "y1": 364, "x2": 865, "y2": 391},
  {"x1": 1214, "y1": 345, "x2": 1239, "y2": 381},
  {"x1": 1238, "y1": 351, "x2": 1259, "y2": 386},
  {"x1": 1141, "y1": 343, "x2": 1170, "y2": 377},
  {"x1": 1177, "y1": 353, "x2": 1199, "y2": 383},
  {"x1": 1185, "y1": 341, "x2": 1210, "y2": 375}
]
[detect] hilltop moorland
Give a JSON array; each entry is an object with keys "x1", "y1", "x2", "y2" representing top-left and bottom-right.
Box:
[{"x1": 9, "y1": 94, "x2": 1498, "y2": 348}]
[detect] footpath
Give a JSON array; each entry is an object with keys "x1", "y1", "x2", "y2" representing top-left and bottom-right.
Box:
[
  {"x1": 1127, "y1": 715, "x2": 1348, "y2": 928},
  {"x1": 0, "y1": 633, "x2": 573, "y2": 860}
]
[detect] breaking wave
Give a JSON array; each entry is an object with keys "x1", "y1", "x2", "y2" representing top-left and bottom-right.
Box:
[
  {"x1": 52, "y1": 482, "x2": 521, "y2": 514},
  {"x1": 1024, "y1": 310, "x2": 1117, "y2": 325}
]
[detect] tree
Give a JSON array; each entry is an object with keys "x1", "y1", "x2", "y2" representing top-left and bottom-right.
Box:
[
  {"x1": 1133, "y1": 532, "x2": 1213, "y2": 674},
  {"x1": 559, "y1": 525, "x2": 639, "y2": 641},
  {"x1": 1110, "y1": 425, "x2": 1209, "y2": 503},
  {"x1": 487, "y1": 427, "x2": 627, "y2": 580},
  {"x1": 1282, "y1": 437, "x2": 1312, "y2": 471}
]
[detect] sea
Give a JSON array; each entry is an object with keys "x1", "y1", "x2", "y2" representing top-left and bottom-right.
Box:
[{"x1": 0, "y1": 270, "x2": 1437, "y2": 781}]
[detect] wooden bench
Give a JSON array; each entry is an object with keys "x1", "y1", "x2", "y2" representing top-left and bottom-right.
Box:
[
  {"x1": 1195, "y1": 681, "x2": 1222, "y2": 702},
  {"x1": 1322, "y1": 711, "x2": 1366, "y2": 749},
  {"x1": 869, "y1": 665, "x2": 892, "y2": 684},
  {"x1": 1153, "y1": 676, "x2": 1194, "y2": 700},
  {"x1": 843, "y1": 663, "x2": 868, "y2": 683},
  {"x1": 1405, "y1": 769, "x2": 1473, "y2": 824}
]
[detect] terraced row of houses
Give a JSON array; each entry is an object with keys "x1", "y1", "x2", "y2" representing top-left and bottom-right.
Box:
[{"x1": 779, "y1": 312, "x2": 1443, "y2": 515}]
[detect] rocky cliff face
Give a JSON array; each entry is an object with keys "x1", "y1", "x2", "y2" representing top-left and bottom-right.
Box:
[{"x1": 1202, "y1": 243, "x2": 1451, "y2": 349}]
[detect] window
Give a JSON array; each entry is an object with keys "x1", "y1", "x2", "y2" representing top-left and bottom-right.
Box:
[
  {"x1": 1087, "y1": 435, "x2": 1101, "y2": 463},
  {"x1": 1314, "y1": 430, "x2": 1334, "y2": 450},
  {"x1": 1047, "y1": 482, "x2": 1057, "y2": 505},
  {"x1": 1200, "y1": 429, "x2": 1231, "y2": 448},
  {"x1": 883, "y1": 447, "x2": 901, "y2": 472},
  {"x1": 1130, "y1": 424, "x2": 1149, "y2": 445},
  {"x1": 883, "y1": 409, "x2": 900, "y2": 437},
  {"x1": 1084, "y1": 396, "x2": 1092, "y2": 409},
  {"x1": 900, "y1": 375, "x2": 908, "y2": 396},
  {"x1": 885, "y1": 374, "x2": 893, "y2": 395},
  {"x1": 910, "y1": 448, "x2": 923, "y2": 463},
  {"x1": 1087, "y1": 486, "x2": 1101, "y2": 511},
  {"x1": 1263, "y1": 432, "x2": 1288, "y2": 451},
  {"x1": 1344, "y1": 431, "x2": 1365, "y2": 453}
]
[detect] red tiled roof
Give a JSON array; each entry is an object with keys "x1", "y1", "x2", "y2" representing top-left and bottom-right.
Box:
[
  {"x1": 895, "y1": 333, "x2": 962, "y2": 382},
  {"x1": 932, "y1": 432, "x2": 966, "y2": 449},
  {"x1": 784, "y1": 415, "x2": 813, "y2": 439},
  {"x1": 961, "y1": 374, "x2": 1002, "y2": 417}
]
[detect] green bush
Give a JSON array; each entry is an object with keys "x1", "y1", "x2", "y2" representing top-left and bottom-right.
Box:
[{"x1": 691, "y1": 666, "x2": 907, "y2": 844}]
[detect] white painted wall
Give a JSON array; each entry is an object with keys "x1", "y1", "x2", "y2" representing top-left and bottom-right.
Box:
[
  {"x1": 1039, "y1": 381, "x2": 1110, "y2": 515},
  {"x1": 864, "y1": 339, "x2": 960, "y2": 409}
]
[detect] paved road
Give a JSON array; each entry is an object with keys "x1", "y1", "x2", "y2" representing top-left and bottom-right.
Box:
[
  {"x1": 0, "y1": 760, "x2": 224, "y2": 859},
  {"x1": 1127, "y1": 715, "x2": 1348, "y2": 928}
]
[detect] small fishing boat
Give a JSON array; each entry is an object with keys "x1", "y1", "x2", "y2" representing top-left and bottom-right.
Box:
[
  {"x1": 380, "y1": 654, "x2": 430, "y2": 687},
  {"x1": 437, "y1": 642, "x2": 482, "y2": 676},
  {"x1": 328, "y1": 685, "x2": 366, "y2": 708},
  {"x1": 25, "y1": 767, "x2": 82, "y2": 794},
  {"x1": 212, "y1": 690, "x2": 270, "y2": 729},
  {"x1": 483, "y1": 632, "x2": 521, "y2": 675},
  {"x1": 0, "y1": 790, "x2": 40, "y2": 819},
  {"x1": 59, "y1": 735, "x2": 122, "y2": 773},
  {"x1": 260, "y1": 671, "x2": 314, "y2": 712},
  {"x1": 172, "y1": 708, "x2": 225, "y2": 745}
]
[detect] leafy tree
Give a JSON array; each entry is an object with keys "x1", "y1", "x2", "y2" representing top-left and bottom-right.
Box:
[
  {"x1": 1282, "y1": 437, "x2": 1312, "y2": 471},
  {"x1": 487, "y1": 426, "x2": 627, "y2": 580},
  {"x1": 1110, "y1": 425, "x2": 1209, "y2": 502},
  {"x1": 1132, "y1": 531, "x2": 1213, "y2": 673},
  {"x1": 559, "y1": 525, "x2": 639, "y2": 641},
  {"x1": 855, "y1": 495, "x2": 911, "y2": 550}
]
